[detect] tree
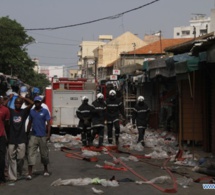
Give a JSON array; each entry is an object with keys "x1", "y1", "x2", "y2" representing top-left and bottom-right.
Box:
[
  {"x1": 28, "y1": 73, "x2": 50, "y2": 94},
  {"x1": 0, "y1": 16, "x2": 50, "y2": 90}
]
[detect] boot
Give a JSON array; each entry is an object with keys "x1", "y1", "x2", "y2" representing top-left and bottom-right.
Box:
[
  {"x1": 108, "y1": 137, "x2": 113, "y2": 144},
  {"x1": 115, "y1": 137, "x2": 119, "y2": 145}
]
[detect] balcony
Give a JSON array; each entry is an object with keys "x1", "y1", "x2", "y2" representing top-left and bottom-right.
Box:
[
  {"x1": 78, "y1": 61, "x2": 82, "y2": 66},
  {"x1": 77, "y1": 51, "x2": 82, "y2": 57}
]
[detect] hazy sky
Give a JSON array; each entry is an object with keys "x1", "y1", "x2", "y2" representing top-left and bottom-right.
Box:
[{"x1": 0, "y1": 0, "x2": 214, "y2": 69}]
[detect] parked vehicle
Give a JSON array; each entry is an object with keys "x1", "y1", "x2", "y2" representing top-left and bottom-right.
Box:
[{"x1": 45, "y1": 77, "x2": 96, "y2": 135}]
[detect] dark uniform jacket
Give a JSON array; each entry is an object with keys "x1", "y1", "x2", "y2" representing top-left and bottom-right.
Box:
[
  {"x1": 106, "y1": 97, "x2": 125, "y2": 121},
  {"x1": 91, "y1": 100, "x2": 106, "y2": 127},
  {"x1": 76, "y1": 102, "x2": 94, "y2": 130},
  {"x1": 132, "y1": 103, "x2": 150, "y2": 128}
]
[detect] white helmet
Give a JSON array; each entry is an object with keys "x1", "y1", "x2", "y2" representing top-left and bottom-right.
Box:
[
  {"x1": 109, "y1": 90, "x2": 116, "y2": 96},
  {"x1": 137, "y1": 96, "x2": 144, "y2": 102},
  {"x1": 97, "y1": 93, "x2": 104, "y2": 99},
  {"x1": 81, "y1": 96, "x2": 89, "y2": 101}
]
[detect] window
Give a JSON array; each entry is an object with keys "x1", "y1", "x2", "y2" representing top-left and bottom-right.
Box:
[
  {"x1": 182, "y1": 30, "x2": 190, "y2": 36},
  {"x1": 200, "y1": 29, "x2": 207, "y2": 35}
]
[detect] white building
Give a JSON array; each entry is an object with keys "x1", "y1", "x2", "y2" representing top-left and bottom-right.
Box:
[
  {"x1": 39, "y1": 65, "x2": 66, "y2": 81},
  {"x1": 174, "y1": 13, "x2": 210, "y2": 38},
  {"x1": 77, "y1": 36, "x2": 112, "y2": 78}
]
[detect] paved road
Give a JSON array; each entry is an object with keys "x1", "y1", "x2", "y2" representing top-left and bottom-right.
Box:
[{"x1": 0, "y1": 141, "x2": 213, "y2": 195}]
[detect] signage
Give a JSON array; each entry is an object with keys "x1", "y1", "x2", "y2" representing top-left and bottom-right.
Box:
[
  {"x1": 110, "y1": 75, "x2": 118, "y2": 80},
  {"x1": 113, "y1": 69, "x2": 120, "y2": 75},
  {"x1": 70, "y1": 97, "x2": 78, "y2": 100}
]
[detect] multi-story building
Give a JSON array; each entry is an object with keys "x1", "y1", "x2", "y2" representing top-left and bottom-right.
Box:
[
  {"x1": 69, "y1": 69, "x2": 78, "y2": 78},
  {"x1": 174, "y1": 13, "x2": 210, "y2": 38},
  {"x1": 78, "y1": 37, "x2": 108, "y2": 79},
  {"x1": 94, "y1": 31, "x2": 147, "y2": 80}
]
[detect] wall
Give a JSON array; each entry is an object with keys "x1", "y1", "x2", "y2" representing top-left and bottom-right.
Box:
[{"x1": 95, "y1": 32, "x2": 146, "y2": 68}]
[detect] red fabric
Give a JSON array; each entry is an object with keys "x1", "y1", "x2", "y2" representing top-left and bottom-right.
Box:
[{"x1": 0, "y1": 105, "x2": 10, "y2": 136}]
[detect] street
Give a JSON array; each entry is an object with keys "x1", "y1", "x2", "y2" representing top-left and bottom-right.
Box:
[{"x1": 0, "y1": 130, "x2": 214, "y2": 195}]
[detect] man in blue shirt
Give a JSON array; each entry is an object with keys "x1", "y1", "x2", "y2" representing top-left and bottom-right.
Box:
[{"x1": 26, "y1": 96, "x2": 51, "y2": 180}]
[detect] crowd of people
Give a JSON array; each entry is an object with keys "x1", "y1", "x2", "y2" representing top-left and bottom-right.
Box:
[
  {"x1": 0, "y1": 88, "x2": 150, "y2": 185},
  {"x1": 76, "y1": 90, "x2": 150, "y2": 148},
  {"x1": 0, "y1": 91, "x2": 51, "y2": 185}
]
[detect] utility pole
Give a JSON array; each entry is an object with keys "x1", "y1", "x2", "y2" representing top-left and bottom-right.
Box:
[
  {"x1": 132, "y1": 42, "x2": 136, "y2": 65},
  {"x1": 94, "y1": 57, "x2": 98, "y2": 83},
  {"x1": 159, "y1": 30, "x2": 162, "y2": 53}
]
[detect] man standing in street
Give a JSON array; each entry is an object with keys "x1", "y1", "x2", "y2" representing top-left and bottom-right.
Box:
[
  {"x1": 26, "y1": 96, "x2": 51, "y2": 180},
  {"x1": 7, "y1": 95, "x2": 34, "y2": 181},
  {"x1": 132, "y1": 96, "x2": 150, "y2": 146},
  {"x1": 91, "y1": 93, "x2": 106, "y2": 148},
  {"x1": 76, "y1": 96, "x2": 94, "y2": 147},
  {"x1": 106, "y1": 90, "x2": 126, "y2": 145},
  {"x1": 0, "y1": 96, "x2": 10, "y2": 185}
]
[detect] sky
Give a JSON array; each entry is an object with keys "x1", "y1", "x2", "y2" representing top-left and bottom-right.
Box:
[{"x1": 0, "y1": 0, "x2": 214, "y2": 70}]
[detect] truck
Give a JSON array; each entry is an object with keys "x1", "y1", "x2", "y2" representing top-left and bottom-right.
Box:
[{"x1": 45, "y1": 77, "x2": 96, "y2": 135}]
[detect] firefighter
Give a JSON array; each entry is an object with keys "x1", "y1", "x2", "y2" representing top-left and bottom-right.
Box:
[
  {"x1": 106, "y1": 90, "x2": 126, "y2": 145},
  {"x1": 76, "y1": 96, "x2": 94, "y2": 146},
  {"x1": 91, "y1": 93, "x2": 106, "y2": 148},
  {"x1": 132, "y1": 96, "x2": 150, "y2": 146}
]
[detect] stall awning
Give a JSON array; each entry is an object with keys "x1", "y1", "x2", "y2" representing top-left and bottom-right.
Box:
[
  {"x1": 148, "y1": 58, "x2": 175, "y2": 78},
  {"x1": 120, "y1": 63, "x2": 142, "y2": 75},
  {"x1": 166, "y1": 53, "x2": 201, "y2": 74},
  {"x1": 143, "y1": 61, "x2": 148, "y2": 71}
]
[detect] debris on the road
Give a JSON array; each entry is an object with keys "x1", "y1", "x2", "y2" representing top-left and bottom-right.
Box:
[
  {"x1": 135, "y1": 175, "x2": 172, "y2": 184},
  {"x1": 92, "y1": 187, "x2": 104, "y2": 194},
  {"x1": 50, "y1": 134, "x2": 81, "y2": 144},
  {"x1": 51, "y1": 177, "x2": 119, "y2": 187},
  {"x1": 95, "y1": 164, "x2": 127, "y2": 171},
  {"x1": 51, "y1": 178, "x2": 92, "y2": 186},
  {"x1": 177, "y1": 177, "x2": 193, "y2": 188},
  {"x1": 81, "y1": 150, "x2": 100, "y2": 158},
  {"x1": 104, "y1": 160, "x2": 116, "y2": 166}
]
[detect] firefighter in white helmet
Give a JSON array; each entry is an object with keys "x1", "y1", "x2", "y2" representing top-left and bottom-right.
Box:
[
  {"x1": 76, "y1": 96, "x2": 94, "y2": 146},
  {"x1": 132, "y1": 96, "x2": 150, "y2": 146},
  {"x1": 106, "y1": 90, "x2": 126, "y2": 145},
  {"x1": 91, "y1": 93, "x2": 106, "y2": 147}
]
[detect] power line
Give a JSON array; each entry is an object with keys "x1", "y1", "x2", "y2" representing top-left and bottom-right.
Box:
[
  {"x1": 38, "y1": 41, "x2": 78, "y2": 46},
  {"x1": 25, "y1": 0, "x2": 160, "y2": 31},
  {"x1": 28, "y1": 32, "x2": 80, "y2": 42},
  {"x1": 30, "y1": 54, "x2": 77, "y2": 60}
]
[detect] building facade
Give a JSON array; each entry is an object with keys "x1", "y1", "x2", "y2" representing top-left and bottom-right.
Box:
[
  {"x1": 39, "y1": 65, "x2": 66, "y2": 81},
  {"x1": 174, "y1": 13, "x2": 210, "y2": 38}
]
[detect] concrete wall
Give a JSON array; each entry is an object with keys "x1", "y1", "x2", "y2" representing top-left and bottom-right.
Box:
[
  {"x1": 210, "y1": 9, "x2": 215, "y2": 32},
  {"x1": 95, "y1": 31, "x2": 147, "y2": 68},
  {"x1": 174, "y1": 14, "x2": 210, "y2": 38}
]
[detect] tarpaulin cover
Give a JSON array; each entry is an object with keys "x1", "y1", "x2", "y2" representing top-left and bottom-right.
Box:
[
  {"x1": 198, "y1": 52, "x2": 207, "y2": 62},
  {"x1": 166, "y1": 53, "x2": 200, "y2": 74},
  {"x1": 148, "y1": 58, "x2": 175, "y2": 78},
  {"x1": 143, "y1": 61, "x2": 148, "y2": 71},
  {"x1": 120, "y1": 63, "x2": 142, "y2": 75}
]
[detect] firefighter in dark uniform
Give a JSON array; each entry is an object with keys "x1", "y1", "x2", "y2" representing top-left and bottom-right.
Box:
[
  {"x1": 132, "y1": 96, "x2": 150, "y2": 146},
  {"x1": 91, "y1": 93, "x2": 106, "y2": 148},
  {"x1": 76, "y1": 96, "x2": 94, "y2": 146},
  {"x1": 106, "y1": 90, "x2": 126, "y2": 145}
]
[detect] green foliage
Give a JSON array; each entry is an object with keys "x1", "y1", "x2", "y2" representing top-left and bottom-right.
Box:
[
  {"x1": 0, "y1": 16, "x2": 50, "y2": 90},
  {"x1": 28, "y1": 73, "x2": 51, "y2": 94}
]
